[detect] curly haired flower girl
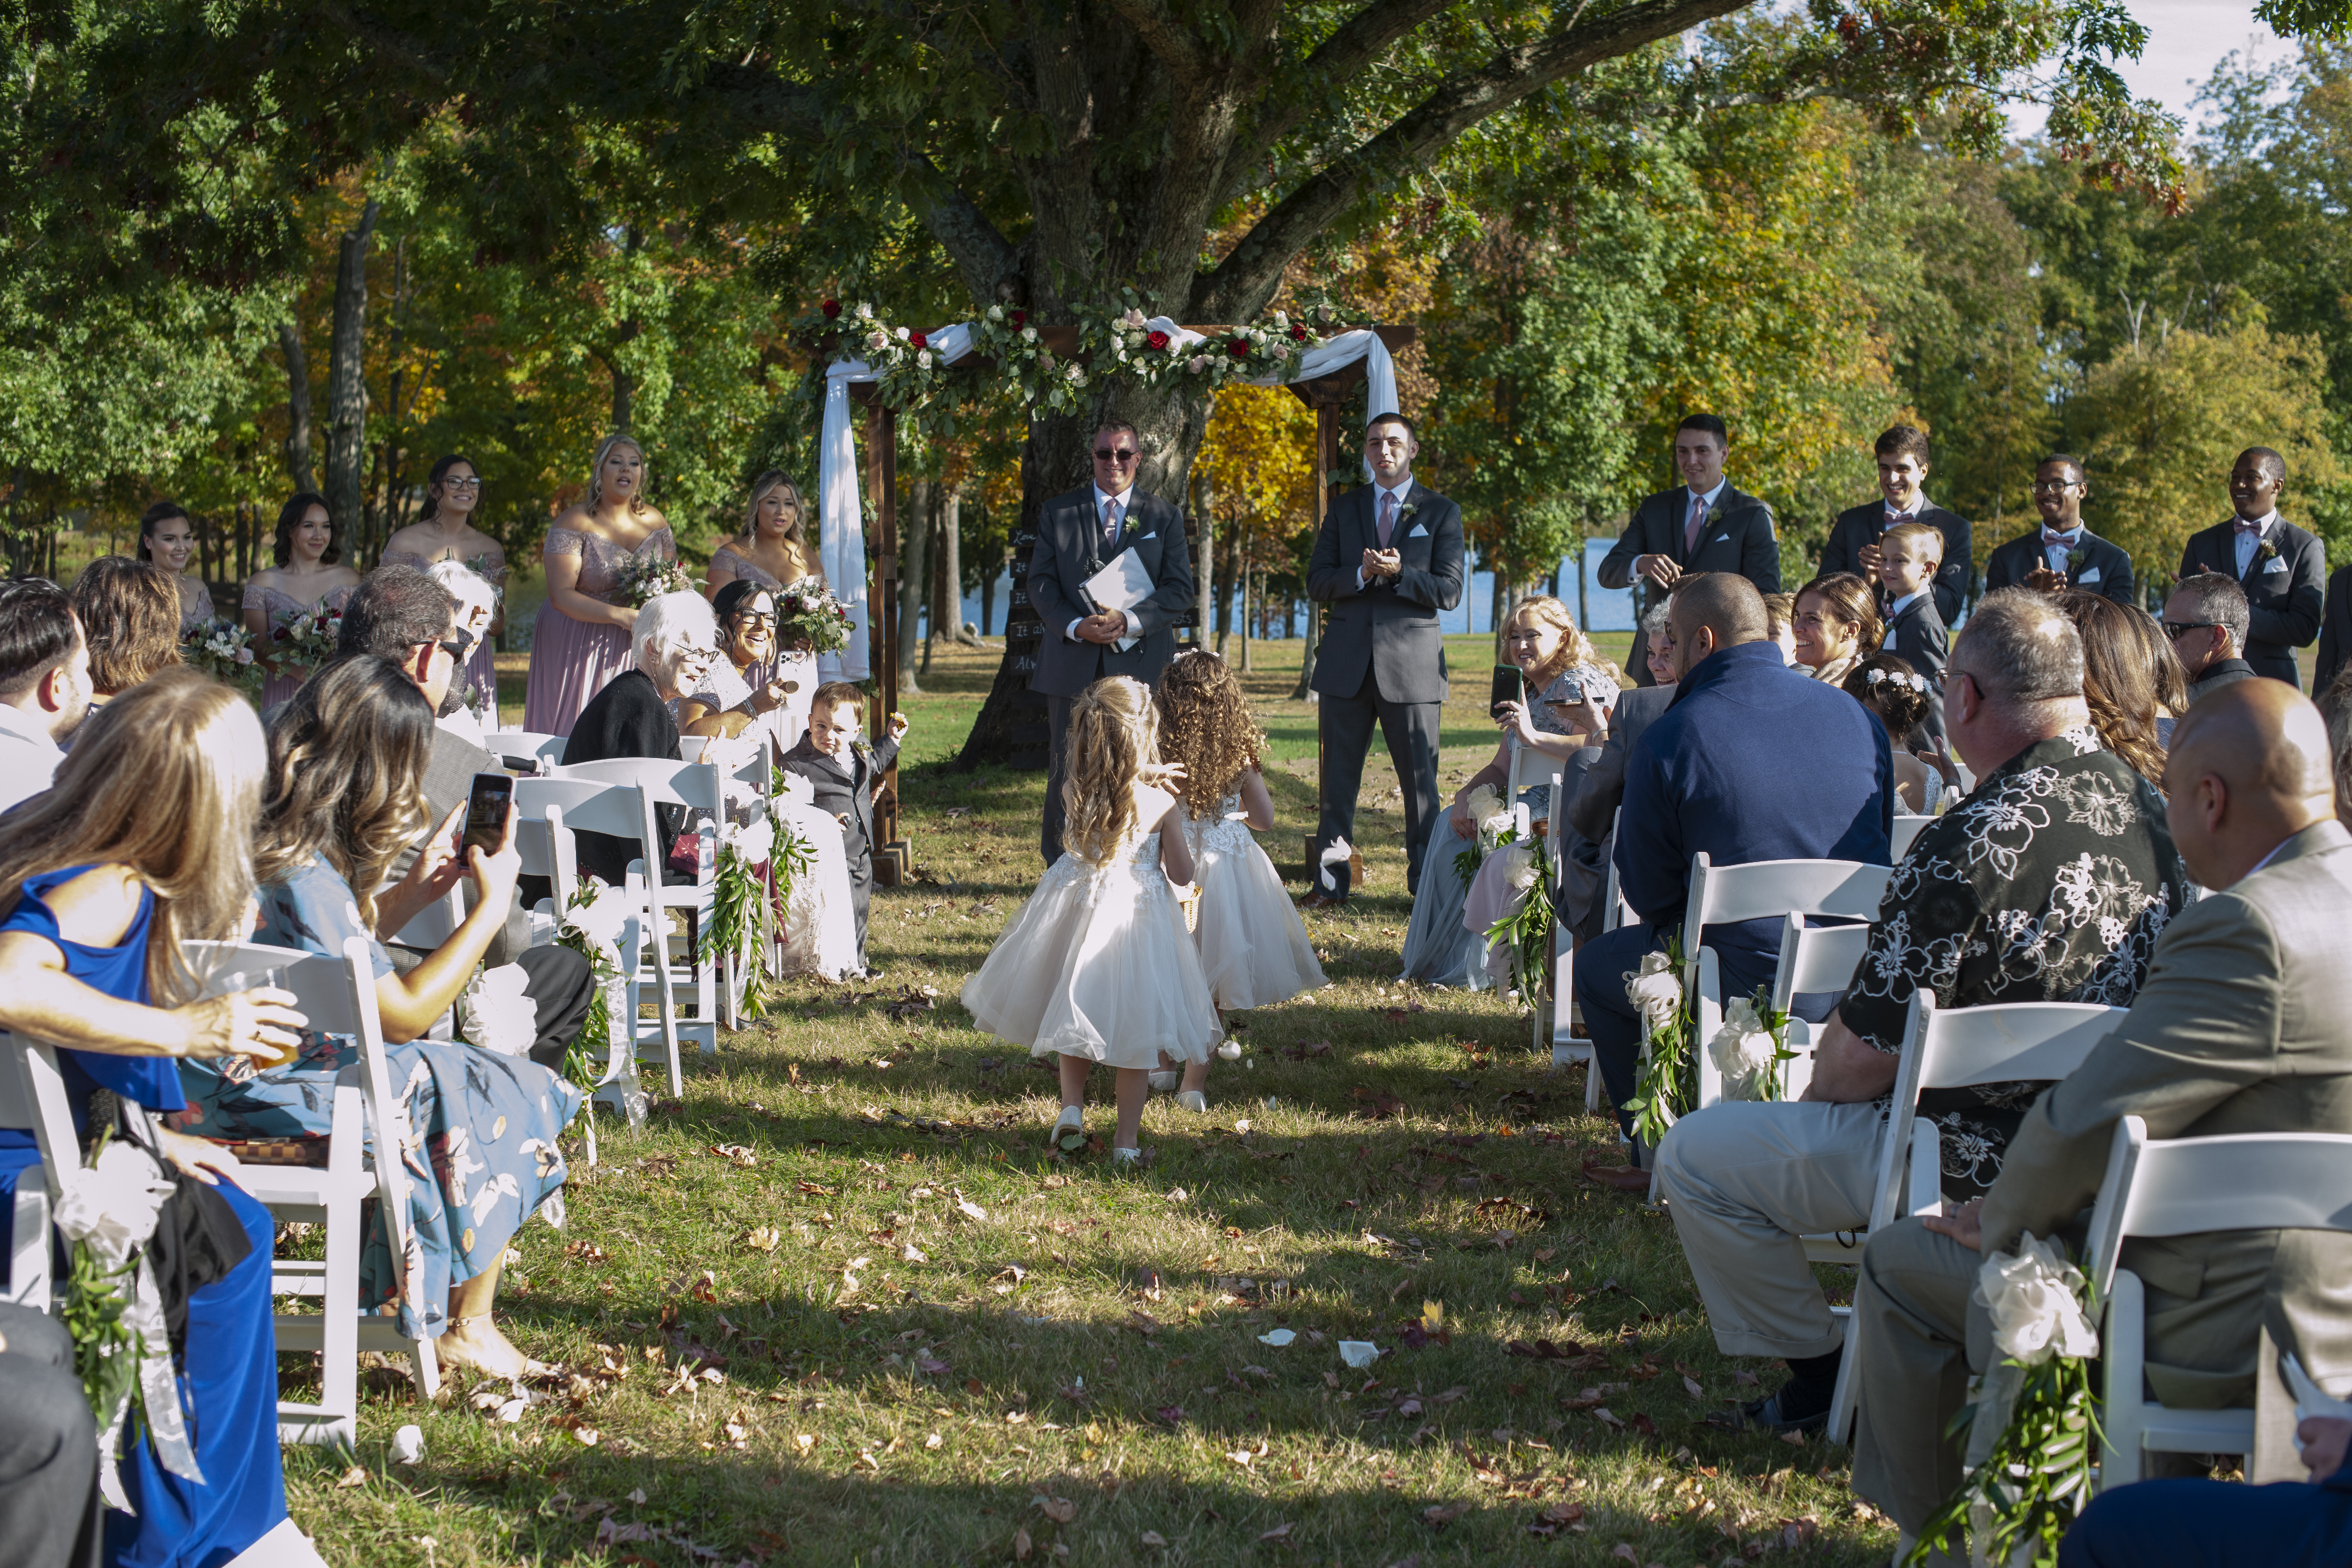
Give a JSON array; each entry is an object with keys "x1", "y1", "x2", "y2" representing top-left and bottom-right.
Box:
[{"x1": 961, "y1": 676, "x2": 1221, "y2": 1162}]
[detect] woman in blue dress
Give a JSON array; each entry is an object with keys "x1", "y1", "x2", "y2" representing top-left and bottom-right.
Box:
[
  {"x1": 1397, "y1": 596, "x2": 1621, "y2": 988},
  {"x1": 173, "y1": 656, "x2": 581, "y2": 1381},
  {"x1": 0, "y1": 670, "x2": 310, "y2": 1568}
]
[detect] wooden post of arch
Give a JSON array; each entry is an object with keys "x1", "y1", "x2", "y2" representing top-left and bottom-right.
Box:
[{"x1": 856, "y1": 394, "x2": 913, "y2": 886}]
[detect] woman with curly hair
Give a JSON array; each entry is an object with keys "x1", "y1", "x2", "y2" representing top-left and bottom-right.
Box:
[
  {"x1": 1153, "y1": 652, "x2": 1324, "y2": 1104},
  {"x1": 1840, "y1": 653, "x2": 1953, "y2": 813},
  {"x1": 1399, "y1": 595, "x2": 1620, "y2": 989},
  {"x1": 1791, "y1": 572, "x2": 1882, "y2": 688},
  {"x1": 961, "y1": 675, "x2": 1221, "y2": 1162},
  {"x1": 71, "y1": 554, "x2": 184, "y2": 709},
  {"x1": 2056, "y1": 589, "x2": 2177, "y2": 790}
]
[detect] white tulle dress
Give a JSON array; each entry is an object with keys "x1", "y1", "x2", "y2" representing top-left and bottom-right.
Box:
[
  {"x1": 769, "y1": 772, "x2": 860, "y2": 981},
  {"x1": 1183, "y1": 785, "x2": 1325, "y2": 1010},
  {"x1": 961, "y1": 782, "x2": 1223, "y2": 1068}
]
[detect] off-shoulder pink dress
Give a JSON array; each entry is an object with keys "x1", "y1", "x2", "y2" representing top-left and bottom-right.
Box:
[
  {"x1": 243, "y1": 581, "x2": 355, "y2": 709},
  {"x1": 524, "y1": 525, "x2": 676, "y2": 737},
  {"x1": 710, "y1": 545, "x2": 820, "y2": 741},
  {"x1": 380, "y1": 543, "x2": 505, "y2": 719}
]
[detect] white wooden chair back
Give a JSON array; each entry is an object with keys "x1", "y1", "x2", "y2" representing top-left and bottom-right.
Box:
[
  {"x1": 0, "y1": 1030, "x2": 81, "y2": 1311},
  {"x1": 556, "y1": 757, "x2": 724, "y2": 1057},
  {"x1": 486, "y1": 730, "x2": 567, "y2": 769},
  {"x1": 1680, "y1": 855, "x2": 1890, "y2": 1073},
  {"x1": 2084, "y1": 1115, "x2": 2352, "y2": 1486},
  {"x1": 1891, "y1": 814, "x2": 1932, "y2": 859}
]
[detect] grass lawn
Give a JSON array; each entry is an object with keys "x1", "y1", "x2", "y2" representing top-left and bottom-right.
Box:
[{"x1": 290, "y1": 634, "x2": 1896, "y2": 1567}]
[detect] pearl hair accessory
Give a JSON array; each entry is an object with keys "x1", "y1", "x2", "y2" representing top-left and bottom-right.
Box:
[{"x1": 1864, "y1": 667, "x2": 1928, "y2": 693}]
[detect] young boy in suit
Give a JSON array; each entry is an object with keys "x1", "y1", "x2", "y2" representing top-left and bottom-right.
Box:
[
  {"x1": 1876, "y1": 522, "x2": 1949, "y2": 750},
  {"x1": 779, "y1": 681, "x2": 908, "y2": 978}
]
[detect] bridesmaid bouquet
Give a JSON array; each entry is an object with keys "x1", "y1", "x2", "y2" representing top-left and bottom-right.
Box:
[
  {"x1": 777, "y1": 576, "x2": 856, "y2": 654},
  {"x1": 183, "y1": 616, "x2": 261, "y2": 695},
  {"x1": 612, "y1": 551, "x2": 695, "y2": 607},
  {"x1": 271, "y1": 601, "x2": 344, "y2": 674}
]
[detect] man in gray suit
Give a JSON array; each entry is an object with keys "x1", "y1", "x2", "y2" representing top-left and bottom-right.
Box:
[
  {"x1": 1848, "y1": 679, "x2": 2352, "y2": 1555},
  {"x1": 1026, "y1": 420, "x2": 1195, "y2": 864},
  {"x1": 1303, "y1": 413, "x2": 1466, "y2": 905}
]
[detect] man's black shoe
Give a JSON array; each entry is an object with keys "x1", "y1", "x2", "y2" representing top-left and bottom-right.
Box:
[{"x1": 1733, "y1": 1390, "x2": 1828, "y2": 1436}]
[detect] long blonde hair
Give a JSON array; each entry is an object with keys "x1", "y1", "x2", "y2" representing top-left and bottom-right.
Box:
[
  {"x1": 1156, "y1": 651, "x2": 1263, "y2": 819},
  {"x1": 254, "y1": 658, "x2": 436, "y2": 931},
  {"x1": 740, "y1": 471, "x2": 810, "y2": 552},
  {"x1": 585, "y1": 433, "x2": 649, "y2": 517},
  {"x1": 1061, "y1": 676, "x2": 1163, "y2": 864},
  {"x1": 1508, "y1": 595, "x2": 1618, "y2": 689},
  {"x1": 0, "y1": 669, "x2": 264, "y2": 1005}
]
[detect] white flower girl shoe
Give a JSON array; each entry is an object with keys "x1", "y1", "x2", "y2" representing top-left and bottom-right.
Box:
[{"x1": 1046, "y1": 1105, "x2": 1083, "y2": 1146}]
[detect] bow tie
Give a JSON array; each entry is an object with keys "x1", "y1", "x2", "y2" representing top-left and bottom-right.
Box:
[
  {"x1": 2042, "y1": 530, "x2": 2079, "y2": 548},
  {"x1": 2235, "y1": 519, "x2": 2264, "y2": 535}
]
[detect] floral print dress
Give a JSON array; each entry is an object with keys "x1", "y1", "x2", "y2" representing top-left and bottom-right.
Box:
[{"x1": 1837, "y1": 726, "x2": 2193, "y2": 1200}]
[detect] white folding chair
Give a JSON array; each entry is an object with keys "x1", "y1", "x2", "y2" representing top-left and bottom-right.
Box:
[
  {"x1": 486, "y1": 730, "x2": 567, "y2": 771},
  {"x1": 557, "y1": 757, "x2": 725, "y2": 1057},
  {"x1": 2084, "y1": 1117, "x2": 2352, "y2": 1486},
  {"x1": 0, "y1": 1046, "x2": 53, "y2": 1310},
  {"x1": 1693, "y1": 914, "x2": 1874, "y2": 1110},
  {"x1": 1891, "y1": 814, "x2": 1932, "y2": 859},
  {"x1": 185, "y1": 937, "x2": 442, "y2": 1444},
  {"x1": 516, "y1": 776, "x2": 679, "y2": 1094},
  {"x1": 1821, "y1": 991, "x2": 2126, "y2": 1445},
  {"x1": 678, "y1": 738, "x2": 778, "y2": 1029}
]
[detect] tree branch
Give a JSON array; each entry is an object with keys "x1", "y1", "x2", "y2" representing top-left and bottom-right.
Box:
[
  {"x1": 1097, "y1": 0, "x2": 1208, "y2": 74},
  {"x1": 1195, "y1": 0, "x2": 1751, "y2": 320},
  {"x1": 1229, "y1": 0, "x2": 1461, "y2": 177}
]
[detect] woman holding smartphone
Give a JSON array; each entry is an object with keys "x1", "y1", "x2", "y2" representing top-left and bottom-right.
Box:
[
  {"x1": 173, "y1": 656, "x2": 590, "y2": 1380},
  {"x1": 1398, "y1": 596, "x2": 1622, "y2": 989}
]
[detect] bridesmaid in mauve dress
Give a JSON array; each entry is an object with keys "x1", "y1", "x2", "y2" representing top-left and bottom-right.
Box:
[
  {"x1": 524, "y1": 434, "x2": 677, "y2": 737},
  {"x1": 705, "y1": 470, "x2": 824, "y2": 740},
  {"x1": 380, "y1": 454, "x2": 507, "y2": 719},
  {"x1": 139, "y1": 500, "x2": 216, "y2": 635},
  {"x1": 240, "y1": 491, "x2": 359, "y2": 710}
]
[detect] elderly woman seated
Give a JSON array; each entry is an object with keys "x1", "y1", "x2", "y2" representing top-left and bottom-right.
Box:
[
  {"x1": 1397, "y1": 595, "x2": 1622, "y2": 988},
  {"x1": 561, "y1": 591, "x2": 720, "y2": 888}
]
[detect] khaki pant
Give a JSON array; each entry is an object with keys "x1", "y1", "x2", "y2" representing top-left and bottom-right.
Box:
[
  {"x1": 1652, "y1": 1099, "x2": 1886, "y2": 1360},
  {"x1": 1847, "y1": 1217, "x2": 1984, "y2": 1536}
]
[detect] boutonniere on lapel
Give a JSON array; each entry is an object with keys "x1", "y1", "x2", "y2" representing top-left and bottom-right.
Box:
[
  {"x1": 1706, "y1": 506, "x2": 1725, "y2": 525},
  {"x1": 2066, "y1": 546, "x2": 2086, "y2": 573},
  {"x1": 2258, "y1": 539, "x2": 2280, "y2": 565},
  {"x1": 1398, "y1": 502, "x2": 1419, "y2": 527},
  {"x1": 1121, "y1": 509, "x2": 1141, "y2": 541}
]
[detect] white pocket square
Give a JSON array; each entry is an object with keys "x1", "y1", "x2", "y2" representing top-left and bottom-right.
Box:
[
  {"x1": 2264, "y1": 555, "x2": 2289, "y2": 573},
  {"x1": 1140, "y1": 532, "x2": 1156, "y2": 541},
  {"x1": 1407, "y1": 523, "x2": 1430, "y2": 538},
  {"x1": 2077, "y1": 566, "x2": 2102, "y2": 584},
  {"x1": 1714, "y1": 533, "x2": 1730, "y2": 542}
]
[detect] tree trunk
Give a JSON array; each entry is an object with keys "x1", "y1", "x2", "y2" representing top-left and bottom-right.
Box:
[
  {"x1": 324, "y1": 199, "x2": 378, "y2": 548},
  {"x1": 280, "y1": 322, "x2": 317, "y2": 494},
  {"x1": 374, "y1": 233, "x2": 410, "y2": 569},
  {"x1": 1292, "y1": 597, "x2": 1319, "y2": 699},
  {"x1": 979, "y1": 562, "x2": 996, "y2": 638},
  {"x1": 900, "y1": 476, "x2": 931, "y2": 695},
  {"x1": 938, "y1": 483, "x2": 978, "y2": 647},
  {"x1": 1193, "y1": 476, "x2": 1214, "y2": 651},
  {"x1": 1239, "y1": 557, "x2": 1253, "y2": 673},
  {"x1": 953, "y1": 385, "x2": 1217, "y2": 769}
]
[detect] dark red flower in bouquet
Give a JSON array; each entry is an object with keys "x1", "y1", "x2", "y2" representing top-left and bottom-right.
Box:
[
  {"x1": 1290, "y1": 324, "x2": 1309, "y2": 341},
  {"x1": 784, "y1": 597, "x2": 803, "y2": 614},
  {"x1": 1146, "y1": 330, "x2": 1169, "y2": 350},
  {"x1": 821, "y1": 299, "x2": 842, "y2": 319},
  {"x1": 271, "y1": 627, "x2": 290, "y2": 642},
  {"x1": 909, "y1": 331, "x2": 928, "y2": 350},
  {"x1": 1227, "y1": 336, "x2": 1250, "y2": 359},
  {"x1": 1011, "y1": 309, "x2": 1027, "y2": 328}
]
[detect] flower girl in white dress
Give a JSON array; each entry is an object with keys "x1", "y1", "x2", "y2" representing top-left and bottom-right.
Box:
[
  {"x1": 961, "y1": 677, "x2": 1222, "y2": 1162},
  {"x1": 1152, "y1": 653, "x2": 1325, "y2": 1109}
]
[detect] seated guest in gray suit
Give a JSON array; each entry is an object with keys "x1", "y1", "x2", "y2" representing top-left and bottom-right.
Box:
[
  {"x1": 1598, "y1": 414, "x2": 1782, "y2": 686},
  {"x1": 1848, "y1": 680, "x2": 2352, "y2": 1557},
  {"x1": 1818, "y1": 424, "x2": 1972, "y2": 624},
  {"x1": 2166, "y1": 572, "x2": 2261, "y2": 707},
  {"x1": 1303, "y1": 413, "x2": 1465, "y2": 905},
  {"x1": 1026, "y1": 420, "x2": 1195, "y2": 866},
  {"x1": 2177, "y1": 446, "x2": 2324, "y2": 688},
  {"x1": 1653, "y1": 589, "x2": 2188, "y2": 1436}
]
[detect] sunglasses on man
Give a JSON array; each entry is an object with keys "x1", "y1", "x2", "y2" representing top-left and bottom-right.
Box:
[
  {"x1": 2160, "y1": 621, "x2": 2218, "y2": 641},
  {"x1": 1092, "y1": 446, "x2": 1139, "y2": 464}
]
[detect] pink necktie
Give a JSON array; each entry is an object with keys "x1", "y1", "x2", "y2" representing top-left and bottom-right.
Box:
[
  {"x1": 1102, "y1": 497, "x2": 1120, "y2": 548},
  {"x1": 1378, "y1": 491, "x2": 1396, "y2": 548},
  {"x1": 1684, "y1": 495, "x2": 1706, "y2": 556}
]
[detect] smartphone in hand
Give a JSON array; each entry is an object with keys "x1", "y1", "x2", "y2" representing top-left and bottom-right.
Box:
[
  {"x1": 1489, "y1": 664, "x2": 1525, "y2": 720},
  {"x1": 459, "y1": 772, "x2": 514, "y2": 859}
]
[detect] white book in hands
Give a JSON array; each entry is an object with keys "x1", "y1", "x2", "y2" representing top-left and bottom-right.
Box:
[{"x1": 1083, "y1": 547, "x2": 1154, "y2": 653}]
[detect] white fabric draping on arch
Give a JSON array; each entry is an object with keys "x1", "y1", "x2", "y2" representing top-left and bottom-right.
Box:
[{"x1": 816, "y1": 321, "x2": 1397, "y2": 679}]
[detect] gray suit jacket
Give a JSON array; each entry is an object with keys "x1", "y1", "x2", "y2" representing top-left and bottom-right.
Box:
[
  {"x1": 1306, "y1": 480, "x2": 1465, "y2": 705},
  {"x1": 1983, "y1": 819, "x2": 2352, "y2": 1407},
  {"x1": 1025, "y1": 484, "x2": 1194, "y2": 698},
  {"x1": 1563, "y1": 682, "x2": 1677, "y2": 846}
]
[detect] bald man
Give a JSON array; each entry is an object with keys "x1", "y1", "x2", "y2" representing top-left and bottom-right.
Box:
[
  {"x1": 1850, "y1": 680, "x2": 2352, "y2": 1560},
  {"x1": 1572, "y1": 572, "x2": 1894, "y2": 1171}
]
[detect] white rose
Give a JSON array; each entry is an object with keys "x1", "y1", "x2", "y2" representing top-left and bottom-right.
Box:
[
  {"x1": 54, "y1": 1139, "x2": 176, "y2": 1270},
  {"x1": 726, "y1": 817, "x2": 776, "y2": 865},
  {"x1": 894, "y1": 325, "x2": 910, "y2": 341},
  {"x1": 1975, "y1": 1235, "x2": 2099, "y2": 1365},
  {"x1": 868, "y1": 329, "x2": 888, "y2": 350},
  {"x1": 855, "y1": 302, "x2": 873, "y2": 319},
  {"x1": 777, "y1": 772, "x2": 815, "y2": 807},
  {"x1": 987, "y1": 304, "x2": 1003, "y2": 320},
  {"x1": 1188, "y1": 355, "x2": 1208, "y2": 374},
  {"x1": 563, "y1": 885, "x2": 632, "y2": 953},
  {"x1": 461, "y1": 964, "x2": 539, "y2": 1058},
  {"x1": 1464, "y1": 784, "x2": 1503, "y2": 822},
  {"x1": 1708, "y1": 996, "x2": 1780, "y2": 1099},
  {"x1": 1503, "y1": 841, "x2": 1538, "y2": 891},
  {"x1": 917, "y1": 349, "x2": 932, "y2": 368},
  {"x1": 1480, "y1": 810, "x2": 1516, "y2": 841},
  {"x1": 1021, "y1": 325, "x2": 1038, "y2": 343},
  {"x1": 1123, "y1": 306, "x2": 1147, "y2": 328},
  {"x1": 1622, "y1": 950, "x2": 1682, "y2": 1031},
  {"x1": 1066, "y1": 365, "x2": 1085, "y2": 383}
]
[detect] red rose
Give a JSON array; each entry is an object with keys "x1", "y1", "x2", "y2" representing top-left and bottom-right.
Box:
[
  {"x1": 821, "y1": 299, "x2": 842, "y2": 319},
  {"x1": 1290, "y1": 324, "x2": 1308, "y2": 341},
  {"x1": 1227, "y1": 337, "x2": 1250, "y2": 359},
  {"x1": 1146, "y1": 330, "x2": 1169, "y2": 350},
  {"x1": 909, "y1": 331, "x2": 928, "y2": 350},
  {"x1": 1011, "y1": 310, "x2": 1027, "y2": 327}
]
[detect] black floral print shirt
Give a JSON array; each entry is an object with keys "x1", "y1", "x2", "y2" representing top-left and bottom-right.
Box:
[{"x1": 1839, "y1": 727, "x2": 2191, "y2": 1200}]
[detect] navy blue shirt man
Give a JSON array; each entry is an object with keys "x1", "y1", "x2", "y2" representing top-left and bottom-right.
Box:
[{"x1": 1570, "y1": 573, "x2": 1894, "y2": 1162}]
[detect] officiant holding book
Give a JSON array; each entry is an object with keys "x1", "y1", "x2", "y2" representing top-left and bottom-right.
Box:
[{"x1": 1028, "y1": 419, "x2": 1197, "y2": 864}]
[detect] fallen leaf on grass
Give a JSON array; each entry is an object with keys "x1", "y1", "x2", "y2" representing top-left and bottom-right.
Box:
[
  {"x1": 744, "y1": 1227, "x2": 781, "y2": 1252},
  {"x1": 957, "y1": 1199, "x2": 989, "y2": 1222},
  {"x1": 903, "y1": 1244, "x2": 928, "y2": 1262},
  {"x1": 1258, "y1": 1522, "x2": 1293, "y2": 1542},
  {"x1": 1628, "y1": 1412, "x2": 1659, "y2": 1438},
  {"x1": 1525, "y1": 1501, "x2": 1586, "y2": 1538},
  {"x1": 1682, "y1": 1375, "x2": 1704, "y2": 1399},
  {"x1": 1153, "y1": 1405, "x2": 1186, "y2": 1426},
  {"x1": 1421, "y1": 1502, "x2": 1468, "y2": 1528},
  {"x1": 335, "y1": 1465, "x2": 367, "y2": 1489},
  {"x1": 1591, "y1": 1407, "x2": 1625, "y2": 1430},
  {"x1": 914, "y1": 1355, "x2": 950, "y2": 1376},
  {"x1": 1349, "y1": 1087, "x2": 1405, "y2": 1120},
  {"x1": 1225, "y1": 1448, "x2": 1255, "y2": 1467},
  {"x1": 1012, "y1": 1526, "x2": 1032, "y2": 1560},
  {"x1": 709, "y1": 1143, "x2": 758, "y2": 1167},
  {"x1": 1140, "y1": 1530, "x2": 1168, "y2": 1547},
  {"x1": 1035, "y1": 1496, "x2": 1077, "y2": 1524},
  {"x1": 794, "y1": 1434, "x2": 816, "y2": 1453}
]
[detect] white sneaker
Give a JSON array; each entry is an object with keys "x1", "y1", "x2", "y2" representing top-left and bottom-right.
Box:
[
  {"x1": 1046, "y1": 1105, "x2": 1083, "y2": 1146},
  {"x1": 1175, "y1": 1090, "x2": 1208, "y2": 1113}
]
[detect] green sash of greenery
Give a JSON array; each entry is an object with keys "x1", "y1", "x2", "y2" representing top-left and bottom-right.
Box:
[{"x1": 1622, "y1": 937, "x2": 1695, "y2": 1147}]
